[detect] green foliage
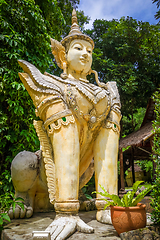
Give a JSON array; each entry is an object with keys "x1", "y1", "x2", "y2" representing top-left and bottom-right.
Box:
[
  {"x1": 0, "y1": 213, "x2": 10, "y2": 230},
  {"x1": 122, "y1": 108, "x2": 146, "y2": 135},
  {"x1": 0, "y1": 0, "x2": 88, "y2": 193},
  {"x1": 0, "y1": 170, "x2": 14, "y2": 195},
  {"x1": 136, "y1": 160, "x2": 153, "y2": 179},
  {"x1": 0, "y1": 192, "x2": 24, "y2": 230},
  {"x1": 150, "y1": 89, "x2": 160, "y2": 226},
  {"x1": 152, "y1": 0, "x2": 160, "y2": 21},
  {"x1": 93, "y1": 181, "x2": 154, "y2": 208},
  {"x1": 82, "y1": 174, "x2": 95, "y2": 199},
  {"x1": 85, "y1": 18, "x2": 160, "y2": 136},
  {"x1": 81, "y1": 188, "x2": 93, "y2": 200}
]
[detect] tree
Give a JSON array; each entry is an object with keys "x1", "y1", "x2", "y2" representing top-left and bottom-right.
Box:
[
  {"x1": 152, "y1": 0, "x2": 160, "y2": 21},
  {"x1": 0, "y1": 0, "x2": 89, "y2": 190},
  {"x1": 85, "y1": 18, "x2": 160, "y2": 135},
  {"x1": 151, "y1": 89, "x2": 160, "y2": 226}
]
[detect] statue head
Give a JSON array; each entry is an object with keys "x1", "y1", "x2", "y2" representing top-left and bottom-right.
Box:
[
  {"x1": 51, "y1": 9, "x2": 94, "y2": 81},
  {"x1": 61, "y1": 9, "x2": 94, "y2": 52}
]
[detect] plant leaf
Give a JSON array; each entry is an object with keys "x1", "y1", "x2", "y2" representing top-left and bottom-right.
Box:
[
  {"x1": 85, "y1": 194, "x2": 92, "y2": 199},
  {"x1": 92, "y1": 191, "x2": 109, "y2": 197},
  {"x1": 16, "y1": 202, "x2": 24, "y2": 211},
  {"x1": 12, "y1": 201, "x2": 16, "y2": 212},
  {"x1": 132, "y1": 185, "x2": 155, "y2": 206},
  {"x1": 126, "y1": 191, "x2": 133, "y2": 206},
  {"x1": 108, "y1": 195, "x2": 123, "y2": 206},
  {"x1": 15, "y1": 197, "x2": 24, "y2": 202},
  {"x1": 104, "y1": 201, "x2": 115, "y2": 209},
  {"x1": 94, "y1": 185, "x2": 123, "y2": 206},
  {"x1": 121, "y1": 193, "x2": 130, "y2": 207},
  {"x1": 126, "y1": 181, "x2": 144, "y2": 206},
  {"x1": 132, "y1": 181, "x2": 144, "y2": 194},
  {"x1": 1, "y1": 214, "x2": 10, "y2": 222},
  {"x1": 0, "y1": 218, "x2": 3, "y2": 225}
]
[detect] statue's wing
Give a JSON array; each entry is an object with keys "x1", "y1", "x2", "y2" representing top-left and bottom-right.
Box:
[{"x1": 18, "y1": 59, "x2": 63, "y2": 95}]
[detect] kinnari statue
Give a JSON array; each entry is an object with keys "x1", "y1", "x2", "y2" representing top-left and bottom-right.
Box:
[{"x1": 10, "y1": 9, "x2": 121, "y2": 239}]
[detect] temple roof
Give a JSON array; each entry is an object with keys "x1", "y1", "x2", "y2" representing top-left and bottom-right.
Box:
[
  {"x1": 119, "y1": 96, "x2": 155, "y2": 150},
  {"x1": 119, "y1": 121, "x2": 154, "y2": 149}
]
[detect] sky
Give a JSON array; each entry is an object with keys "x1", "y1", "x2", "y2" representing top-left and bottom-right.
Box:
[{"x1": 78, "y1": 0, "x2": 159, "y2": 29}]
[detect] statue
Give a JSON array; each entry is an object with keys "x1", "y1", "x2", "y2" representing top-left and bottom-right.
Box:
[{"x1": 9, "y1": 9, "x2": 121, "y2": 239}]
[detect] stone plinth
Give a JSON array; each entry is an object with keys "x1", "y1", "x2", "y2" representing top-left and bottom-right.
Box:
[{"x1": 1, "y1": 211, "x2": 120, "y2": 240}]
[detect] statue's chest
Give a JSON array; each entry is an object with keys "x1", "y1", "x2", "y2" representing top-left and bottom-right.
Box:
[{"x1": 65, "y1": 83, "x2": 111, "y2": 129}]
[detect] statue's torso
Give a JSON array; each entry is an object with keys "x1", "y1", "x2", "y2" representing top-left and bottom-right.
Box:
[
  {"x1": 30, "y1": 72, "x2": 111, "y2": 132},
  {"x1": 18, "y1": 60, "x2": 120, "y2": 176}
]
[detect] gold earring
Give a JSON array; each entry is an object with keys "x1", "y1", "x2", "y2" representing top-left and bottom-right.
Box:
[
  {"x1": 60, "y1": 62, "x2": 68, "y2": 79},
  {"x1": 90, "y1": 69, "x2": 106, "y2": 88}
]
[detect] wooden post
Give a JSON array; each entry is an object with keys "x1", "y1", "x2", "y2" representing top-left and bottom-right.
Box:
[
  {"x1": 120, "y1": 148, "x2": 125, "y2": 189},
  {"x1": 119, "y1": 148, "x2": 126, "y2": 198},
  {"x1": 150, "y1": 136, "x2": 156, "y2": 181},
  {"x1": 131, "y1": 146, "x2": 135, "y2": 184}
]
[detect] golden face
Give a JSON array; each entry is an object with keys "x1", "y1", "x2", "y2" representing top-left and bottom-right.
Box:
[{"x1": 67, "y1": 39, "x2": 93, "y2": 75}]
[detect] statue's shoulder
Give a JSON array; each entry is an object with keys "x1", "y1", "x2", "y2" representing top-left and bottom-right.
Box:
[
  {"x1": 106, "y1": 81, "x2": 119, "y2": 96},
  {"x1": 106, "y1": 81, "x2": 121, "y2": 112}
]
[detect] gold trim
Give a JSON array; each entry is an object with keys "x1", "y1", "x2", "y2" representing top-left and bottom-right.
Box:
[
  {"x1": 105, "y1": 121, "x2": 120, "y2": 134},
  {"x1": 37, "y1": 97, "x2": 62, "y2": 117},
  {"x1": 44, "y1": 109, "x2": 72, "y2": 129},
  {"x1": 33, "y1": 120, "x2": 55, "y2": 204},
  {"x1": 47, "y1": 115, "x2": 75, "y2": 135}
]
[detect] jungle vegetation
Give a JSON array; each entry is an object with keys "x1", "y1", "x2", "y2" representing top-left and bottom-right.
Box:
[{"x1": 0, "y1": 0, "x2": 160, "y2": 226}]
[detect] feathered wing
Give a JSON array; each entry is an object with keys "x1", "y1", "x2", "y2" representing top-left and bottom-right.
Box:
[
  {"x1": 18, "y1": 59, "x2": 63, "y2": 204},
  {"x1": 18, "y1": 59, "x2": 63, "y2": 95}
]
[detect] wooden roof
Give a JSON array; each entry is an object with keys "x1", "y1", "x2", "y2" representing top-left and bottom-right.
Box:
[
  {"x1": 141, "y1": 98, "x2": 155, "y2": 127},
  {"x1": 119, "y1": 97, "x2": 155, "y2": 150},
  {"x1": 119, "y1": 121, "x2": 154, "y2": 149}
]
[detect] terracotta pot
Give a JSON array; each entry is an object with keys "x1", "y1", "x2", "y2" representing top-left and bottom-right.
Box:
[{"x1": 110, "y1": 203, "x2": 146, "y2": 235}]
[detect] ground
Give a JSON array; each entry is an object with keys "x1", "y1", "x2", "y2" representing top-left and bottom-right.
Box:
[{"x1": 1, "y1": 211, "x2": 120, "y2": 240}]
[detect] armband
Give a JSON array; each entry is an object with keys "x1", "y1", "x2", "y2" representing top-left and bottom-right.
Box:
[{"x1": 43, "y1": 109, "x2": 75, "y2": 135}]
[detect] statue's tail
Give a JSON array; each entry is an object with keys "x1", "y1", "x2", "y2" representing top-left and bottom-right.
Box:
[{"x1": 33, "y1": 120, "x2": 55, "y2": 204}]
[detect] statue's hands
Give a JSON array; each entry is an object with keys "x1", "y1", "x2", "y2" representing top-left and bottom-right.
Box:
[{"x1": 45, "y1": 215, "x2": 94, "y2": 240}]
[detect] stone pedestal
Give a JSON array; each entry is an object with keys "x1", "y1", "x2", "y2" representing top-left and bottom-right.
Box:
[{"x1": 1, "y1": 211, "x2": 120, "y2": 240}]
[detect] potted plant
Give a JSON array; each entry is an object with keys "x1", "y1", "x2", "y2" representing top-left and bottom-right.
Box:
[{"x1": 94, "y1": 181, "x2": 154, "y2": 235}]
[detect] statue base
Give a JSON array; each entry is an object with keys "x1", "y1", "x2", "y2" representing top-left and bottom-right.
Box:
[{"x1": 1, "y1": 211, "x2": 120, "y2": 240}]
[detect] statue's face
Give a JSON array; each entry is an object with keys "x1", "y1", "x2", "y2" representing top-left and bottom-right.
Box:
[{"x1": 67, "y1": 39, "x2": 92, "y2": 75}]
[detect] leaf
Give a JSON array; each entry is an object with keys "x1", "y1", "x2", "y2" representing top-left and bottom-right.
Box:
[
  {"x1": 15, "y1": 197, "x2": 24, "y2": 202},
  {"x1": 95, "y1": 185, "x2": 123, "y2": 206},
  {"x1": 132, "y1": 185, "x2": 155, "y2": 206},
  {"x1": 12, "y1": 201, "x2": 16, "y2": 212},
  {"x1": 132, "y1": 181, "x2": 144, "y2": 194},
  {"x1": 1, "y1": 213, "x2": 10, "y2": 222},
  {"x1": 126, "y1": 191, "x2": 133, "y2": 206},
  {"x1": 121, "y1": 193, "x2": 130, "y2": 207},
  {"x1": 109, "y1": 195, "x2": 123, "y2": 206},
  {"x1": 85, "y1": 194, "x2": 92, "y2": 200},
  {"x1": 104, "y1": 201, "x2": 115, "y2": 209},
  {"x1": 16, "y1": 202, "x2": 24, "y2": 210},
  {"x1": 0, "y1": 218, "x2": 3, "y2": 225}
]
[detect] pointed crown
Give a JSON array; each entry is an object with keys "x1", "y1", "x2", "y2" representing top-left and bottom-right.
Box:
[{"x1": 61, "y1": 9, "x2": 94, "y2": 50}]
